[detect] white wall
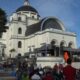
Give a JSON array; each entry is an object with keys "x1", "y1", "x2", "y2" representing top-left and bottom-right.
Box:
[
  {"x1": 27, "y1": 18, "x2": 39, "y2": 26},
  {"x1": 72, "y1": 62, "x2": 80, "y2": 69},
  {"x1": 25, "y1": 29, "x2": 76, "y2": 54},
  {"x1": 37, "y1": 57, "x2": 64, "y2": 68},
  {"x1": 49, "y1": 30, "x2": 76, "y2": 48}
]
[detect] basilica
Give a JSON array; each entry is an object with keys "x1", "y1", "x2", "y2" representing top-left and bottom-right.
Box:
[{"x1": 0, "y1": 0, "x2": 77, "y2": 62}]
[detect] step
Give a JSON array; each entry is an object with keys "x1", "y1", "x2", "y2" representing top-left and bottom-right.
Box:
[
  {"x1": 0, "y1": 77, "x2": 16, "y2": 80},
  {"x1": 0, "y1": 72, "x2": 10, "y2": 77}
]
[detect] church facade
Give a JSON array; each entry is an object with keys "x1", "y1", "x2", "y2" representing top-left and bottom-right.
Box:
[{"x1": 0, "y1": 0, "x2": 77, "y2": 59}]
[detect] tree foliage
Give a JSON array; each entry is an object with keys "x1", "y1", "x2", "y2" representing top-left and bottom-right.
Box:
[{"x1": 0, "y1": 8, "x2": 8, "y2": 37}]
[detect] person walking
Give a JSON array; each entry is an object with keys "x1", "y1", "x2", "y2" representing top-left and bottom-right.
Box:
[
  {"x1": 52, "y1": 64, "x2": 63, "y2": 80},
  {"x1": 76, "y1": 69, "x2": 80, "y2": 80},
  {"x1": 31, "y1": 69, "x2": 41, "y2": 80},
  {"x1": 42, "y1": 72, "x2": 54, "y2": 80},
  {"x1": 63, "y1": 58, "x2": 76, "y2": 80}
]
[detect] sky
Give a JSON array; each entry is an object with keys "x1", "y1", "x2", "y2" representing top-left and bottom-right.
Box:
[{"x1": 0, "y1": 0, "x2": 80, "y2": 47}]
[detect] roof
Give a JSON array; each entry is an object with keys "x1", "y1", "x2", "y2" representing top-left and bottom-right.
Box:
[
  {"x1": 25, "y1": 17, "x2": 65, "y2": 36},
  {"x1": 16, "y1": 5, "x2": 38, "y2": 13},
  {"x1": 25, "y1": 18, "x2": 45, "y2": 36}
]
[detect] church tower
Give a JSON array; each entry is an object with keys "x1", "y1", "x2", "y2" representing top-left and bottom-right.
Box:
[{"x1": 6, "y1": 0, "x2": 40, "y2": 57}]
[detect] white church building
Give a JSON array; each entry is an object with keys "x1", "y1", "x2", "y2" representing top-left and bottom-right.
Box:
[{"x1": 0, "y1": 0, "x2": 77, "y2": 63}]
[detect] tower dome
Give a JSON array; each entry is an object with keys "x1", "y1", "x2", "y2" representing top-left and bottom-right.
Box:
[{"x1": 16, "y1": 0, "x2": 39, "y2": 14}]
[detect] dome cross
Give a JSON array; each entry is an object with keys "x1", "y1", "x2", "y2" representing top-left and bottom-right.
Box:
[{"x1": 24, "y1": 0, "x2": 30, "y2": 6}]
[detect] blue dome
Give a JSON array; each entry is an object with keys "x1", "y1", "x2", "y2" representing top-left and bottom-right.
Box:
[{"x1": 16, "y1": 5, "x2": 38, "y2": 13}]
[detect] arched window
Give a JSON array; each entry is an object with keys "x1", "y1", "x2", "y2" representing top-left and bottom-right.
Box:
[
  {"x1": 50, "y1": 40, "x2": 57, "y2": 56},
  {"x1": 51, "y1": 40, "x2": 56, "y2": 45},
  {"x1": 32, "y1": 16, "x2": 34, "y2": 19},
  {"x1": 18, "y1": 41, "x2": 22, "y2": 48},
  {"x1": 60, "y1": 42, "x2": 64, "y2": 47},
  {"x1": 18, "y1": 28, "x2": 22, "y2": 34},
  {"x1": 18, "y1": 17, "x2": 21, "y2": 21},
  {"x1": 60, "y1": 41, "x2": 66, "y2": 56},
  {"x1": 60, "y1": 41, "x2": 66, "y2": 47},
  {"x1": 51, "y1": 40, "x2": 57, "y2": 47},
  {"x1": 68, "y1": 42, "x2": 74, "y2": 48}
]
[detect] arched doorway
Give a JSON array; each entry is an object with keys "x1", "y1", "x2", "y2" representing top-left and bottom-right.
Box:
[
  {"x1": 50, "y1": 40, "x2": 57, "y2": 56},
  {"x1": 60, "y1": 41, "x2": 66, "y2": 47},
  {"x1": 68, "y1": 42, "x2": 74, "y2": 48},
  {"x1": 60, "y1": 41, "x2": 66, "y2": 56}
]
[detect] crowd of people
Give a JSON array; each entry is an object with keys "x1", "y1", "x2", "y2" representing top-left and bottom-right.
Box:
[
  {"x1": 15, "y1": 58, "x2": 80, "y2": 80},
  {"x1": 0, "y1": 58, "x2": 80, "y2": 80}
]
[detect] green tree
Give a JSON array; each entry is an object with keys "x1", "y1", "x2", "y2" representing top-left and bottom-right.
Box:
[{"x1": 0, "y1": 8, "x2": 8, "y2": 37}]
